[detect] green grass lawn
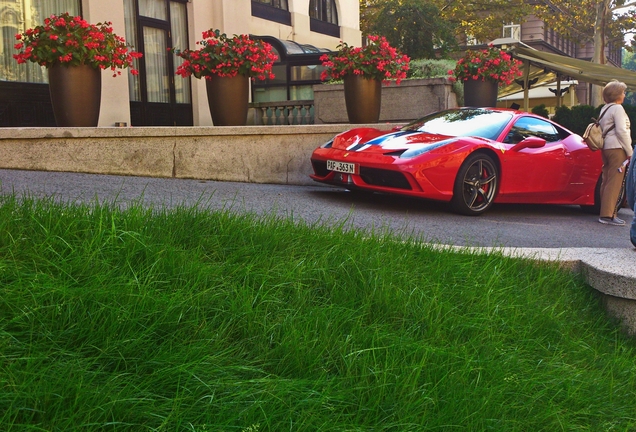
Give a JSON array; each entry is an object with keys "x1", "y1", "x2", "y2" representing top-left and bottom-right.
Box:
[{"x1": 1, "y1": 194, "x2": 635, "y2": 431}]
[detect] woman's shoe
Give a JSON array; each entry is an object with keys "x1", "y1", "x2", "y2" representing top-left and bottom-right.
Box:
[{"x1": 598, "y1": 216, "x2": 626, "y2": 226}]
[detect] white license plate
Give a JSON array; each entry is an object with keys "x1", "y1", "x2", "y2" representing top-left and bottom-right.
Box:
[{"x1": 327, "y1": 160, "x2": 357, "y2": 174}]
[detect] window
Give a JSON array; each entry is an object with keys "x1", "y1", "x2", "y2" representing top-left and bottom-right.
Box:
[
  {"x1": 0, "y1": 0, "x2": 81, "y2": 83},
  {"x1": 253, "y1": 0, "x2": 288, "y2": 8},
  {"x1": 465, "y1": 35, "x2": 482, "y2": 46},
  {"x1": 309, "y1": 0, "x2": 339, "y2": 37},
  {"x1": 310, "y1": 0, "x2": 338, "y2": 24},
  {"x1": 505, "y1": 117, "x2": 561, "y2": 144},
  {"x1": 123, "y1": 0, "x2": 192, "y2": 126},
  {"x1": 502, "y1": 23, "x2": 520, "y2": 40},
  {"x1": 251, "y1": 0, "x2": 291, "y2": 25}
]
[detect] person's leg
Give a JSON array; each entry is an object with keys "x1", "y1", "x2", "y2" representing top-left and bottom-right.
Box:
[
  {"x1": 600, "y1": 149, "x2": 627, "y2": 219},
  {"x1": 631, "y1": 203, "x2": 636, "y2": 247}
]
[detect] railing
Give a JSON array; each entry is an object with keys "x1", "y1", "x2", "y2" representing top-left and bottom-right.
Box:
[{"x1": 250, "y1": 100, "x2": 314, "y2": 125}]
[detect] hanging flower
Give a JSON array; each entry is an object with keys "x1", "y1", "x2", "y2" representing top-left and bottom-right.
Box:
[
  {"x1": 448, "y1": 45, "x2": 523, "y2": 86},
  {"x1": 13, "y1": 12, "x2": 142, "y2": 77},
  {"x1": 319, "y1": 35, "x2": 410, "y2": 84},
  {"x1": 173, "y1": 29, "x2": 277, "y2": 80}
]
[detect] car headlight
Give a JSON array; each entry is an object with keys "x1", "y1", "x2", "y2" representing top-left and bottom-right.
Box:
[
  {"x1": 398, "y1": 139, "x2": 455, "y2": 158},
  {"x1": 321, "y1": 139, "x2": 334, "y2": 149}
]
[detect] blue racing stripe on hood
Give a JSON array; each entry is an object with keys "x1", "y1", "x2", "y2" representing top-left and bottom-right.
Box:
[
  {"x1": 366, "y1": 131, "x2": 417, "y2": 145},
  {"x1": 347, "y1": 131, "x2": 418, "y2": 151}
]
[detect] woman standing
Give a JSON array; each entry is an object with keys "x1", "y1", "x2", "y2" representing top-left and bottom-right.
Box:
[{"x1": 598, "y1": 80, "x2": 632, "y2": 225}]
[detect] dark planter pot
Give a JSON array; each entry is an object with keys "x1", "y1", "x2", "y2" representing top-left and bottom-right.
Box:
[
  {"x1": 344, "y1": 75, "x2": 381, "y2": 124},
  {"x1": 206, "y1": 74, "x2": 250, "y2": 126},
  {"x1": 48, "y1": 63, "x2": 102, "y2": 127},
  {"x1": 463, "y1": 78, "x2": 498, "y2": 108}
]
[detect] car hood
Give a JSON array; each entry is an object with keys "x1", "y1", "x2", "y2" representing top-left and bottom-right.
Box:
[{"x1": 332, "y1": 128, "x2": 458, "y2": 154}]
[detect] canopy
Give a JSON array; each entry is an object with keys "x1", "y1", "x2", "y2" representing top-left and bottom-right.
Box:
[
  {"x1": 487, "y1": 42, "x2": 636, "y2": 110},
  {"x1": 508, "y1": 46, "x2": 636, "y2": 90},
  {"x1": 497, "y1": 81, "x2": 579, "y2": 111}
]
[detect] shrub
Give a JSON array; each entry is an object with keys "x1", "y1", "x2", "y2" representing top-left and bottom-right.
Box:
[
  {"x1": 407, "y1": 58, "x2": 463, "y2": 104},
  {"x1": 552, "y1": 104, "x2": 598, "y2": 136},
  {"x1": 552, "y1": 103, "x2": 636, "y2": 145},
  {"x1": 531, "y1": 104, "x2": 550, "y2": 119}
]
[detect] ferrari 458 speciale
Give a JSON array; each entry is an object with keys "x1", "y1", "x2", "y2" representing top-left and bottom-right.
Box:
[{"x1": 310, "y1": 107, "x2": 603, "y2": 215}]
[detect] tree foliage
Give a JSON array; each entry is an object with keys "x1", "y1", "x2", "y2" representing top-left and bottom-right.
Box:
[
  {"x1": 533, "y1": 0, "x2": 636, "y2": 59},
  {"x1": 361, "y1": 0, "x2": 532, "y2": 57},
  {"x1": 533, "y1": 0, "x2": 636, "y2": 105},
  {"x1": 622, "y1": 49, "x2": 636, "y2": 104},
  {"x1": 361, "y1": 0, "x2": 457, "y2": 58},
  {"x1": 429, "y1": 0, "x2": 532, "y2": 43}
]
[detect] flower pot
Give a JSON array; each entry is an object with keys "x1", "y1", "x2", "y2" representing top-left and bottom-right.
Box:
[
  {"x1": 206, "y1": 74, "x2": 250, "y2": 126},
  {"x1": 48, "y1": 63, "x2": 102, "y2": 127},
  {"x1": 344, "y1": 75, "x2": 382, "y2": 124},
  {"x1": 463, "y1": 78, "x2": 498, "y2": 108}
]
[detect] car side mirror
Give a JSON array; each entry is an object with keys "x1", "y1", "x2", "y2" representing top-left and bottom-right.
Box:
[{"x1": 510, "y1": 136, "x2": 546, "y2": 152}]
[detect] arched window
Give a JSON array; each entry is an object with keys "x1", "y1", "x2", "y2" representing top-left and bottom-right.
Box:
[{"x1": 309, "y1": 0, "x2": 339, "y2": 37}]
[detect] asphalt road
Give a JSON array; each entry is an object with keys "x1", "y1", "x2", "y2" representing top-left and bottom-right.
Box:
[{"x1": 1, "y1": 168, "x2": 633, "y2": 249}]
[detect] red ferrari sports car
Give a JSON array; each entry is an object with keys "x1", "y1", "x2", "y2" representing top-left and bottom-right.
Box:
[{"x1": 310, "y1": 107, "x2": 603, "y2": 215}]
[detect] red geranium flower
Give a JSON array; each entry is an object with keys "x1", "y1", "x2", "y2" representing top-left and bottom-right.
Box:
[
  {"x1": 13, "y1": 12, "x2": 142, "y2": 77},
  {"x1": 448, "y1": 45, "x2": 523, "y2": 86},
  {"x1": 172, "y1": 29, "x2": 277, "y2": 81},
  {"x1": 319, "y1": 35, "x2": 410, "y2": 85}
]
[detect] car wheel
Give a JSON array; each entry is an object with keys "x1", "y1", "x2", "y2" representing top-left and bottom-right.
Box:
[{"x1": 451, "y1": 152, "x2": 499, "y2": 216}]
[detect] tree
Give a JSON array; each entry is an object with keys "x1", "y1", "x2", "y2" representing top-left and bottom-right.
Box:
[
  {"x1": 429, "y1": 0, "x2": 532, "y2": 43},
  {"x1": 361, "y1": 0, "x2": 532, "y2": 58},
  {"x1": 534, "y1": 0, "x2": 636, "y2": 106},
  {"x1": 622, "y1": 49, "x2": 636, "y2": 104},
  {"x1": 362, "y1": 0, "x2": 457, "y2": 58}
]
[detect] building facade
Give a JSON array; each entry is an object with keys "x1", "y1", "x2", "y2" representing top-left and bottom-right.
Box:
[{"x1": 0, "y1": 0, "x2": 360, "y2": 127}]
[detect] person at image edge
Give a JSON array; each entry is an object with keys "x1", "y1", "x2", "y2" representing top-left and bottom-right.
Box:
[{"x1": 598, "y1": 80, "x2": 632, "y2": 226}]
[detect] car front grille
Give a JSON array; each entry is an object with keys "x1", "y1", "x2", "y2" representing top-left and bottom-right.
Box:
[
  {"x1": 312, "y1": 160, "x2": 412, "y2": 190},
  {"x1": 360, "y1": 167, "x2": 412, "y2": 190}
]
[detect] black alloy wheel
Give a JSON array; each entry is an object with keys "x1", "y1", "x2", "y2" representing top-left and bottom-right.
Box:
[{"x1": 451, "y1": 153, "x2": 499, "y2": 216}]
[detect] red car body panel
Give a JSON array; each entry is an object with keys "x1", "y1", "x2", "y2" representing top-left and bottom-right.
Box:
[{"x1": 310, "y1": 108, "x2": 603, "y2": 208}]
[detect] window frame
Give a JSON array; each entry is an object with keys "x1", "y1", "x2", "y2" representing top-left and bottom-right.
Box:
[
  {"x1": 251, "y1": 0, "x2": 291, "y2": 26},
  {"x1": 309, "y1": 0, "x2": 339, "y2": 37},
  {"x1": 502, "y1": 23, "x2": 521, "y2": 40}
]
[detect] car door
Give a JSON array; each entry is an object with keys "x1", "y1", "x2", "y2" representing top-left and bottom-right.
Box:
[{"x1": 497, "y1": 116, "x2": 573, "y2": 202}]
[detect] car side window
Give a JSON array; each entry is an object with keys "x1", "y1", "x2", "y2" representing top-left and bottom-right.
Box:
[{"x1": 504, "y1": 117, "x2": 561, "y2": 144}]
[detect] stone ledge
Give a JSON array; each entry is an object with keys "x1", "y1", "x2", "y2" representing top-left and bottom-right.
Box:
[{"x1": 0, "y1": 124, "x2": 399, "y2": 186}]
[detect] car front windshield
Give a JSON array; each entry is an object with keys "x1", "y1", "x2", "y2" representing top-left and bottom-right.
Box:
[{"x1": 401, "y1": 109, "x2": 513, "y2": 141}]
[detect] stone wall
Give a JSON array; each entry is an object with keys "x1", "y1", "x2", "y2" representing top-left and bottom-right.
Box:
[
  {"x1": 0, "y1": 124, "x2": 396, "y2": 186},
  {"x1": 313, "y1": 78, "x2": 458, "y2": 124}
]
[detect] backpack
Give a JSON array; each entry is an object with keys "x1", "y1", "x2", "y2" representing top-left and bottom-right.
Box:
[{"x1": 582, "y1": 104, "x2": 615, "y2": 151}]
